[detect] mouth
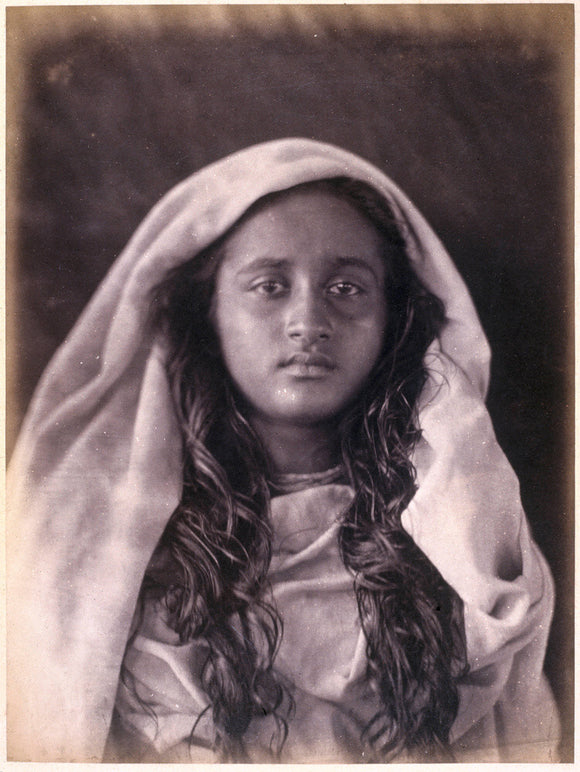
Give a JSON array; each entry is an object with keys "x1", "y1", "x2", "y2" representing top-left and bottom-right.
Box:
[{"x1": 279, "y1": 352, "x2": 336, "y2": 378}]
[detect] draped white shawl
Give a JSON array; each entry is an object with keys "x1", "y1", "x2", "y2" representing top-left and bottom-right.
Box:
[{"x1": 7, "y1": 138, "x2": 558, "y2": 761}]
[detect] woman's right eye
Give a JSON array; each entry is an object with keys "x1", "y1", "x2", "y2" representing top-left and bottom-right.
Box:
[{"x1": 251, "y1": 280, "x2": 287, "y2": 296}]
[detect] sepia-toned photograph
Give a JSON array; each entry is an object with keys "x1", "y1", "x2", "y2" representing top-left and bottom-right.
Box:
[{"x1": 5, "y1": 4, "x2": 573, "y2": 765}]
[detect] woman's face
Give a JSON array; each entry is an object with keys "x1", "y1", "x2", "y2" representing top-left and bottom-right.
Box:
[{"x1": 212, "y1": 188, "x2": 388, "y2": 429}]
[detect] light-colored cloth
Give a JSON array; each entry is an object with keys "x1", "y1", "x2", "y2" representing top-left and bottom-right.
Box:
[
  {"x1": 7, "y1": 138, "x2": 559, "y2": 761},
  {"x1": 113, "y1": 411, "x2": 557, "y2": 763}
]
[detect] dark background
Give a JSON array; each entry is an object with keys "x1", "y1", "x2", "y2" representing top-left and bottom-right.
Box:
[{"x1": 6, "y1": 5, "x2": 574, "y2": 759}]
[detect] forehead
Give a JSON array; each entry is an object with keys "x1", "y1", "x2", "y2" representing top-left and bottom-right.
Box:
[{"x1": 220, "y1": 188, "x2": 387, "y2": 272}]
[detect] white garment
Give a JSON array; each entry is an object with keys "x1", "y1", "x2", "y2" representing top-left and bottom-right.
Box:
[
  {"x1": 112, "y1": 401, "x2": 557, "y2": 763},
  {"x1": 7, "y1": 138, "x2": 559, "y2": 761}
]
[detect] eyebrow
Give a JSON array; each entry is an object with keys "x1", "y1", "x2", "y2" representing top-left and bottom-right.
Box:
[
  {"x1": 331, "y1": 256, "x2": 382, "y2": 280},
  {"x1": 236, "y1": 255, "x2": 382, "y2": 281},
  {"x1": 236, "y1": 258, "x2": 291, "y2": 274}
]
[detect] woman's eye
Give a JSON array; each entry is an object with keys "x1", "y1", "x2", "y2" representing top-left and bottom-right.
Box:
[
  {"x1": 252, "y1": 280, "x2": 287, "y2": 296},
  {"x1": 327, "y1": 281, "x2": 363, "y2": 297}
]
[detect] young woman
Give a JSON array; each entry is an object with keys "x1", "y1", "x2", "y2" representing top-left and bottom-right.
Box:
[{"x1": 7, "y1": 139, "x2": 558, "y2": 763}]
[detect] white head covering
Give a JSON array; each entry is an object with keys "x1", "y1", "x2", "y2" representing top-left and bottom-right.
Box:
[{"x1": 7, "y1": 139, "x2": 555, "y2": 761}]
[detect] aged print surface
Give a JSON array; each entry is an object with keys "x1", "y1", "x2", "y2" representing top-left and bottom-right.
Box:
[{"x1": 5, "y1": 4, "x2": 572, "y2": 765}]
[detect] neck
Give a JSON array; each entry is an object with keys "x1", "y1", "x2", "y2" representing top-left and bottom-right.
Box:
[{"x1": 249, "y1": 416, "x2": 340, "y2": 474}]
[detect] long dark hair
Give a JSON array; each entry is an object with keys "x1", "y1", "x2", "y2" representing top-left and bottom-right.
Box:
[{"x1": 146, "y1": 177, "x2": 467, "y2": 761}]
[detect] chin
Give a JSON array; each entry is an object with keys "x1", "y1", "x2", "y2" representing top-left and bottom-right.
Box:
[{"x1": 276, "y1": 404, "x2": 344, "y2": 426}]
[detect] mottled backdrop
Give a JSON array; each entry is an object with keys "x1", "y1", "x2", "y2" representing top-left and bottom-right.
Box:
[{"x1": 6, "y1": 4, "x2": 573, "y2": 758}]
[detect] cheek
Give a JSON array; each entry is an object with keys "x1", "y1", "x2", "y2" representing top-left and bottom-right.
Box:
[
  {"x1": 348, "y1": 320, "x2": 387, "y2": 390},
  {"x1": 219, "y1": 315, "x2": 265, "y2": 350},
  {"x1": 347, "y1": 309, "x2": 387, "y2": 360},
  {"x1": 214, "y1": 311, "x2": 272, "y2": 385},
  {"x1": 215, "y1": 296, "x2": 281, "y2": 352},
  {"x1": 213, "y1": 293, "x2": 247, "y2": 351}
]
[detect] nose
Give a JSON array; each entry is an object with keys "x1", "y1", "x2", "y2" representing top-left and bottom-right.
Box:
[{"x1": 285, "y1": 287, "x2": 332, "y2": 345}]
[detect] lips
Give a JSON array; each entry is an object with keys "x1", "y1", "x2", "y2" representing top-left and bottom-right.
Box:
[
  {"x1": 279, "y1": 351, "x2": 336, "y2": 378},
  {"x1": 281, "y1": 352, "x2": 335, "y2": 369}
]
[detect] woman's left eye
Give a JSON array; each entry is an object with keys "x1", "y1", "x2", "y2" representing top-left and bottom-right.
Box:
[{"x1": 327, "y1": 281, "x2": 363, "y2": 297}]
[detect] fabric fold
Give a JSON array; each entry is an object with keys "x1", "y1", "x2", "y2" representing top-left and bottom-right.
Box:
[{"x1": 7, "y1": 138, "x2": 557, "y2": 762}]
